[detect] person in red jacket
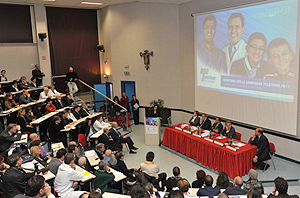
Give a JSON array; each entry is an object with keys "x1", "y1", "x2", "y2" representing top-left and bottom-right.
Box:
[
  {"x1": 120, "y1": 92, "x2": 130, "y2": 112},
  {"x1": 45, "y1": 98, "x2": 57, "y2": 114}
]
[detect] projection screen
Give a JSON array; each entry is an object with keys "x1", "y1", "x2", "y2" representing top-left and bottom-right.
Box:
[{"x1": 194, "y1": 0, "x2": 299, "y2": 135}]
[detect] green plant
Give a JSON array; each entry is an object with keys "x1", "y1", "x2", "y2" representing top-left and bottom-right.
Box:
[{"x1": 149, "y1": 99, "x2": 164, "y2": 109}]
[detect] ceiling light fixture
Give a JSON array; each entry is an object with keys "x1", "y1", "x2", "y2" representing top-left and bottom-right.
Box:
[{"x1": 81, "y1": 1, "x2": 103, "y2": 5}]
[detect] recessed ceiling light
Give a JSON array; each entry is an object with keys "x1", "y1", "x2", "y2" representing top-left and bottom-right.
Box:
[
  {"x1": 81, "y1": 1, "x2": 103, "y2": 5},
  {"x1": 42, "y1": 0, "x2": 56, "y2": 2}
]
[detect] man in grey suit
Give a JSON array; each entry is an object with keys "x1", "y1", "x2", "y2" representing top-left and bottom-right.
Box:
[
  {"x1": 224, "y1": 176, "x2": 248, "y2": 195},
  {"x1": 0, "y1": 124, "x2": 22, "y2": 156},
  {"x1": 48, "y1": 148, "x2": 67, "y2": 175},
  {"x1": 221, "y1": 121, "x2": 237, "y2": 139},
  {"x1": 19, "y1": 90, "x2": 34, "y2": 105}
]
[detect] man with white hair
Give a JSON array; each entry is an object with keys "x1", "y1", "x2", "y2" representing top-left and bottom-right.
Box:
[
  {"x1": 48, "y1": 84, "x2": 61, "y2": 97},
  {"x1": 39, "y1": 87, "x2": 51, "y2": 99}
]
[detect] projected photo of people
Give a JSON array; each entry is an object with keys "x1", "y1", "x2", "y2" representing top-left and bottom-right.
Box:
[
  {"x1": 198, "y1": 14, "x2": 227, "y2": 74},
  {"x1": 223, "y1": 12, "x2": 247, "y2": 72},
  {"x1": 230, "y1": 32, "x2": 270, "y2": 78},
  {"x1": 264, "y1": 38, "x2": 295, "y2": 81}
]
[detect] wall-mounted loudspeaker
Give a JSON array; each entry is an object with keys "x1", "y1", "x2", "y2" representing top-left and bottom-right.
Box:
[
  {"x1": 97, "y1": 45, "x2": 105, "y2": 52},
  {"x1": 38, "y1": 33, "x2": 47, "y2": 42}
]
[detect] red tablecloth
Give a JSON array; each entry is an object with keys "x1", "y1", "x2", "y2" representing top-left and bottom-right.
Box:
[{"x1": 162, "y1": 127, "x2": 257, "y2": 178}]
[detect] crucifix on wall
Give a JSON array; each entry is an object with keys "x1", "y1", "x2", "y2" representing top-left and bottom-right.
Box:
[{"x1": 140, "y1": 50, "x2": 153, "y2": 70}]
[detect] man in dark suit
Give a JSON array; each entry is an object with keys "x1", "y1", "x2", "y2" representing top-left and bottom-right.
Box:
[
  {"x1": 53, "y1": 95, "x2": 66, "y2": 109},
  {"x1": 116, "y1": 151, "x2": 135, "y2": 178},
  {"x1": 0, "y1": 124, "x2": 22, "y2": 156},
  {"x1": 221, "y1": 121, "x2": 238, "y2": 139},
  {"x1": 268, "y1": 177, "x2": 299, "y2": 198},
  {"x1": 80, "y1": 103, "x2": 90, "y2": 117},
  {"x1": 189, "y1": 111, "x2": 200, "y2": 126},
  {"x1": 197, "y1": 175, "x2": 220, "y2": 196},
  {"x1": 223, "y1": 176, "x2": 248, "y2": 195},
  {"x1": 32, "y1": 64, "x2": 44, "y2": 86},
  {"x1": 99, "y1": 128, "x2": 122, "y2": 151},
  {"x1": 0, "y1": 70, "x2": 7, "y2": 82},
  {"x1": 72, "y1": 106, "x2": 82, "y2": 120},
  {"x1": 48, "y1": 116, "x2": 67, "y2": 147},
  {"x1": 94, "y1": 143, "x2": 105, "y2": 160},
  {"x1": 211, "y1": 117, "x2": 223, "y2": 133},
  {"x1": 109, "y1": 122, "x2": 138, "y2": 154},
  {"x1": 60, "y1": 110, "x2": 72, "y2": 128},
  {"x1": 10, "y1": 80, "x2": 20, "y2": 92},
  {"x1": 2, "y1": 153, "x2": 35, "y2": 198},
  {"x1": 166, "y1": 166, "x2": 185, "y2": 192},
  {"x1": 19, "y1": 90, "x2": 34, "y2": 105},
  {"x1": 199, "y1": 113, "x2": 211, "y2": 130},
  {"x1": 251, "y1": 128, "x2": 271, "y2": 170}
]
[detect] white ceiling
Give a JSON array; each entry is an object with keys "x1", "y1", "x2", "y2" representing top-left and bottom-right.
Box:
[{"x1": 0, "y1": 0, "x2": 195, "y2": 9}]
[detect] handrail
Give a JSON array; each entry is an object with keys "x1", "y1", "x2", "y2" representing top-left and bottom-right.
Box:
[{"x1": 78, "y1": 79, "x2": 129, "y2": 131}]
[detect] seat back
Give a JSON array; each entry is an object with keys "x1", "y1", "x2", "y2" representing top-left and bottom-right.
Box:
[
  {"x1": 236, "y1": 132, "x2": 242, "y2": 140},
  {"x1": 78, "y1": 134, "x2": 87, "y2": 147},
  {"x1": 269, "y1": 142, "x2": 276, "y2": 155},
  {"x1": 248, "y1": 136, "x2": 253, "y2": 144}
]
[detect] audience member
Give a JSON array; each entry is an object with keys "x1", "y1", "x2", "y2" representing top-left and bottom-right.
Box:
[
  {"x1": 39, "y1": 87, "x2": 50, "y2": 99},
  {"x1": 32, "y1": 64, "x2": 44, "y2": 86},
  {"x1": 167, "y1": 190, "x2": 184, "y2": 198},
  {"x1": 80, "y1": 103, "x2": 90, "y2": 117},
  {"x1": 99, "y1": 128, "x2": 122, "y2": 151},
  {"x1": 48, "y1": 84, "x2": 61, "y2": 97},
  {"x1": 244, "y1": 169, "x2": 264, "y2": 194},
  {"x1": 0, "y1": 70, "x2": 7, "y2": 82},
  {"x1": 197, "y1": 175, "x2": 220, "y2": 196},
  {"x1": 64, "y1": 93, "x2": 74, "y2": 106},
  {"x1": 30, "y1": 77, "x2": 38, "y2": 88},
  {"x1": 54, "y1": 153, "x2": 87, "y2": 198},
  {"x1": 93, "y1": 116, "x2": 110, "y2": 131},
  {"x1": 33, "y1": 104, "x2": 43, "y2": 118},
  {"x1": 109, "y1": 122, "x2": 138, "y2": 154},
  {"x1": 17, "y1": 108, "x2": 35, "y2": 133},
  {"x1": 4, "y1": 92, "x2": 17, "y2": 110},
  {"x1": 199, "y1": 113, "x2": 211, "y2": 130},
  {"x1": 2, "y1": 153, "x2": 35, "y2": 198},
  {"x1": 68, "y1": 144, "x2": 79, "y2": 164},
  {"x1": 94, "y1": 143, "x2": 105, "y2": 160},
  {"x1": 189, "y1": 111, "x2": 200, "y2": 126},
  {"x1": 45, "y1": 98, "x2": 57, "y2": 114},
  {"x1": 192, "y1": 169, "x2": 206, "y2": 188},
  {"x1": 73, "y1": 105, "x2": 82, "y2": 120},
  {"x1": 10, "y1": 80, "x2": 20, "y2": 92},
  {"x1": 223, "y1": 176, "x2": 247, "y2": 195},
  {"x1": 251, "y1": 128, "x2": 271, "y2": 170},
  {"x1": 28, "y1": 136, "x2": 49, "y2": 158},
  {"x1": 88, "y1": 191, "x2": 103, "y2": 198},
  {"x1": 66, "y1": 66, "x2": 79, "y2": 100},
  {"x1": 247, "y1": 187, "x2": 262, "y2": 198},
  {"x1": 130, "y1": 183, "x2": 146, "y2": 198},
  {"x1": 145, "y1": 182, "x2": 160, "y2": 198},
  {"x1": 116, "y1": 151, "x2": 135, "y2": 178},
  {"x1": 268, "y1": 177, "x2": 299, "y2": 198},
  {"x1": 140, "y1": 151, "x2": 167, "y2": 191},
  {"x1": 104, "y1": 149, "x2": 117, "y2": 167},
  {"x1": 211, "y1": 117, "x2": 223, "y2": 133},
  {"x1": 166, "y1": 166, "x2": 185, "y2": 192},
  {"x1": 216, "y1": 172, "x2": 232, "y2": 189},
  {"x1": 220, "y1": 121, "x2": 238, "y2": 139},
  {"x1": 19, "y1": 89, "x2": 34, "y2": 105},
  {"x1": 48, "y1": 148, "x2": 67, "y2": 175},
  {"x1": 19, "y1": 76, "x2": 31, "y2": 90},
  {"x1": 178, "y1": 179, "x2": 192, "y2": 197},
  {"x1": 48, "y1": 116, "x2": 67, "y2": 146},
  {"x1": 0, "y1": 154, "x2": 9, "y2": 173},
  {"x1": 218, "y1": 193, "x2": 229, "y2": 198},
  {"x1": 30, "y1": 145, "x2": 48, "y2": 166},
  {"x1": 14, "y1": 175, "x2": 54, "y2": 198},
  {"x1": 81, "y1": 118, "x2": 94, "y2": 141},
  {"x1": 94, "y1": 160, "x2": 119, "y2": 193},
  {"x1": 0, "y1": 124, "x2": 21, "y2": 156},
  {"x1": 54, "y1": 94, "x2": 66, "y2": 109},
  {"x1": 26, "y1": 107, "x2": 37, "y2": 122},
  {"x1": 60, "y1": 110, "x2": 73, "y2": 128},
  {"x1": 67, "y1": 108, "x2": 77, "y2": 122}
]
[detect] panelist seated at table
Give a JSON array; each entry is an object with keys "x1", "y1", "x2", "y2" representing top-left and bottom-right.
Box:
[
  {"x1": 211, "y1": 117, "x2": 223, "y2": 133},
  {"x1": 19, "y1": 89, "x2": 35, "y2": 105},
  {"x1": 54, "y1": 153, "x2": 88, "y2": 198},
  {"x1": 93, "y1": 116, "x2": 110, "y2": 131},
  {"x1": 4, "y1": 92, "x2": 18, "y2": 110},
  {"x1": 220, "y1": 121, "x2": 237, "y2": 139},
  {"x1": 189, "y1": 111, "x2": 200, "y2": 126},
  {"x1": 199, "y1": 113, "x2": 211, "y2": 130},
  {"x1": 251, "y1": 128, "x2": 271, "y2": 170}
]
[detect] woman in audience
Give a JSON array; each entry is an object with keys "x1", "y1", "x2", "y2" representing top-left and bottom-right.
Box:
[
  {"x1": 17, "y1": 108, "x2": 35, "y2": 133},
  {"x1": 26, "y1": 107, "x2": 37, "y2": 122},
  {"x1": 33, "y1": 104, "x2": 44, "y2": 118},
  {"x1": 215, "y1": 172, "x2": 233, "y2": 189},
  {"x1": 244, "y1": 169, "x2": 264, "y2": 194},
  {"x1": 30, "y1": 145, "x2": 48, "y2": 166},
  {"x1": 189, "y1": 111, "x2": 200, "y2": 126},
  {"x1": 4, "y1": 92, "x2": 17, "y2": 110},
  {"x1": 177, "y1": 179, "x2": 191, "y2": 197},
  {"x1": 45, "y1": 98, "x2": 57, "y2": 114},
  {"x1": 111, "y1": 95, "x2": 121, "y2": 116},
  {"x1": 247, "y1": 187, "x2": 262, "y2": 198},
  {"x1": 192, "y1": 169, "x2": 206, "y2": 188},
  {"x1": 145, "y1": 182, "x2": 160, "y2": 198}
]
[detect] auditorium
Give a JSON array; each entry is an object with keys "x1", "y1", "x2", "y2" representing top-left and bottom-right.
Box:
[{"x1": 0, "y1": 0, "x2": 299, "y2": 197}]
